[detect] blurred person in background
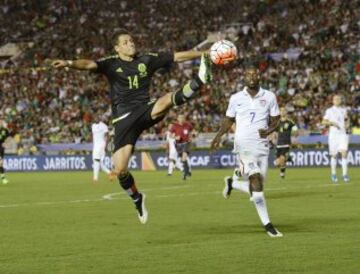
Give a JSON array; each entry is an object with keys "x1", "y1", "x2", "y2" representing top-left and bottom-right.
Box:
[
  {"x1": 0, "y1": 118, "x2": 11, "y2": 184},
  {"x1": 170, "y1": 114, "x2": 193, "y2": 180},
  {"x1": 322, "y1": 95, "x2": 350, "y2": 183},
  {"x1": 91, "y1": 115, "x2": 111, "y2": 182}
]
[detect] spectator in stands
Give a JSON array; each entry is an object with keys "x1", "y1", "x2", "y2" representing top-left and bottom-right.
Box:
[{"x1": 0, "y1": 0, "x2": 358, "y2": 148}]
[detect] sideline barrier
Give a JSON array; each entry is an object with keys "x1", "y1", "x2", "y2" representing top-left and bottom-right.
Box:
[
  {"x1": 35, "y1": 135, "x2": 360, "y2": 152},
  {"x1": 4, "y1": 148, "x2": 360, "y2": 172}
]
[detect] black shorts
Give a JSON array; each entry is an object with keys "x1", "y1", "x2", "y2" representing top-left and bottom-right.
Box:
[
  {"x1": 276, "y1": 147, "x2": 290, "y2": 158},
  {"x1": 176, "y1": 142, "x2": 191, "y2": 155},
  {"x1": 112, "y1": 101, "x2": 164, "y2": 152}
]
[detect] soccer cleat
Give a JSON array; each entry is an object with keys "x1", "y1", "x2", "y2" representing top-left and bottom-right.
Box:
[
  {"x1": 234, "y1": 168, "x2": 243, "y2": 178},
  {"x1": 2, "y1": 178, "x2": 9, "y2": 185},
  {"x1": 343, "y1": 175, "x2": 350, "y2": 183},
  {"x1": 265, "y1": 223, "x2": 283, "y2": 238},
  {"x1": 198, "y1": 53, "x2": 212, "y2": 84},
  {"x1": 331, "y1": 174, "x2": 338, "y2": 183},
  {"x1": 223, "y1": 176, "x2": 233, "y2": 199},
  {"x1": 134, "y1": 193, "x2": 148, "y2": 224},
  {"x1": 280, "y1": 172, "x2": 285, "y2": 179}
]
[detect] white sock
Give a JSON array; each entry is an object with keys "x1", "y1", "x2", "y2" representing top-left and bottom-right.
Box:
[
  {"x1": 330, "y1": 157, "x2": 337, "y2": 176},
  {"x1": 341, "y1": 157, "x2": 348, "y2": 176},
  {"x1": 93, "y1": 160, "x2": 100, "y2": 180},
  {"x1": 168, "y1": 161, "x2": 174, "y2": 174},
  {"x1": 186, "y1": 158, "x2": 191, "y2": 172},
  {"x1": 252, "y1": 191, "x2": 270, "y2": 226},
  {"x1": 232, "y1": 176, "x2": 250, "y2": 195},
  {"x1": 100, "y1": 160, "x2": 110, "y2": 174}
]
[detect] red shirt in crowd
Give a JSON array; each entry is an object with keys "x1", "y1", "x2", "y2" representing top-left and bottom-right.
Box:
[{"x1": 170, "y1": 122, "x2": 193, "y2": 143}]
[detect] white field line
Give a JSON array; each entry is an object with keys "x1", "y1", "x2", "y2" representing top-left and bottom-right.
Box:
[{"x1": 0, "y1": 182, "x2": 352, "y2": 209}]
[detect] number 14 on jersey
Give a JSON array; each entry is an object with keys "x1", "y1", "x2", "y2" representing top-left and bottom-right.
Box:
[{"x1": 127, "y1": 75, "x2": 139, "y2": 89}]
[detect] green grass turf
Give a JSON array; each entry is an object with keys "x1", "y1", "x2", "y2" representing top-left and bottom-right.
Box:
[{"x1": 0, "y1": 168, "x2": 359, "y2": 274}]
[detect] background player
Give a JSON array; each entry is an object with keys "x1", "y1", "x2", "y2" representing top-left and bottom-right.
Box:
[
  {"x1": 211, "y1": 65, "x2": 282, "y2": 237},
  {"x1": 322, "y1": 95, "x2": 350, "y2": 183},
  {"x1": 91, "y1": 116, "x2": 111, "y2": 182},
  {"x1": 166, "y1": 125, "x2": 183, "y2": 176},
  {"x1": 0, "y1": 118, "x2": 10, "y2": 185},
  {"x1": 275, "y1": 107, "x2": 298, "y2": 179},
  {"x1": 170, "y1": 114, "x2": 193, "y2": 180},
  {"x1": 51, "y1": 29, "x2": 212, "y2": 224}
]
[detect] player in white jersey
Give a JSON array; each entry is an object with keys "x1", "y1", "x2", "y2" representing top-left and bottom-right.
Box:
[
  {"x1": 91, "y1": 119, "x2": 111, "y2": 182},
  {"x1": 211, "y1": 65, "x2": 282, "y2": 237},
  {"x1": 322, "y1": 95, "x2": 350, "y2": 183},
  {"x1": 166, "y1": 127, "x2": 183, "y2": 175}
]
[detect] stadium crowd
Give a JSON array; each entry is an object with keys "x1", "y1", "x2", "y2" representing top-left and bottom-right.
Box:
[{"x1": 0, "y1": 0, "x2": 359, "y2": 152}]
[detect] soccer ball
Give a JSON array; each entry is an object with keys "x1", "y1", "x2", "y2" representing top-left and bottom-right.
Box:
[{"x1": 210, "y1": 40, "x2": 237, "y2": 65}]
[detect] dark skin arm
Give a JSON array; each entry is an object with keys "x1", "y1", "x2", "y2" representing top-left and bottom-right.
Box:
[
  {"x1": 258, "y1": 115, "x2": 280, "y2": 138},
  {"x1": 211, "y1": 117, "x2": 235, "y2": 150}
]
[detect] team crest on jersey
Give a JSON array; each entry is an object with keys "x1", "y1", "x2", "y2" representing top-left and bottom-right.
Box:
[
  {"x1": 116, "y1": 67, "x2": 123, "y2": 73},
  {"x1": 138, "y1": 63, "x2": 147, "y2": 77},
  {"x1": 259, "y1": 99, "x2": 267, "y2": 107}
]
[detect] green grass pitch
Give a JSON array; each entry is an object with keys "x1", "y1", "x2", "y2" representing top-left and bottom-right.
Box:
[{"x1": 0, "y1": 168, "x2": 359, "y2": 274}]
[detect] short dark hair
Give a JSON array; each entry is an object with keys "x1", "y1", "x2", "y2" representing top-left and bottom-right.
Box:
[{"x1": 112, "y1": 29, "x2": 132, "y2": 46}]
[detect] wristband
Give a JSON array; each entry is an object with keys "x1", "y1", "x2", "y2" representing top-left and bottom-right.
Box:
[{"x1": 67, "y1": 60, "x2": 74, "y2": 67}]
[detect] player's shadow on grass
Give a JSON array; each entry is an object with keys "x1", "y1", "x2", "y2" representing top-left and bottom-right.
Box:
[
  {"x1": 187, "y1": 214, "x2": 354, "y2": 236},
  {"x1": 268, "y1": 191, "x2": 323, "y2": 200},
  {"x1": 188, "y1": 224, "x2": 266, "y2": 235}
]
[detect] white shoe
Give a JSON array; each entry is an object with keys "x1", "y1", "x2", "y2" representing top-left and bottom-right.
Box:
[
  {"x1": 198, "y1": 53, "x2": 212, "y2": 84},
  {"x1": 223, "y1": 176, "x2": 233, "y2": 199},
  {"x1": 135, "y1": 193, "x2": 148, "y2": 224},
  {"x1": 265, "y1": 223, "x2": 283, "y2": 238}
]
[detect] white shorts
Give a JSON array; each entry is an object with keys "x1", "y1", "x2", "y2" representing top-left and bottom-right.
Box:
[
  {"x1": 237, "y1": 151, "x2": 269, "y2": 179},
  {"x1": 328, "y1": 134, "x2": 349, "y2": 156},
  {"x1": 92, "y1": 145, "x2": 106, "y2": 160},
  {"x1": 169, "y1": 145, "x2": 178, "y2": 160}
]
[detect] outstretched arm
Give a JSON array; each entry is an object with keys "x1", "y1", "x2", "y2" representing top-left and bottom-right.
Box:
[
  {"x1": 174, "y1": 50, "x2": 207, "y2": 62},
  {"x1": 51, "y1": 59, "x2": 97, "y2": 71},
  {"x1": 211, "y1": 117, "x2": 235, "y2": 150}
]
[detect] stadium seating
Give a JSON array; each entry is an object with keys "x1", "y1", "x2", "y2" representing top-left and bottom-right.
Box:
[{"x1": 0, "y1": 0, "x2": 359, "y2": 154}]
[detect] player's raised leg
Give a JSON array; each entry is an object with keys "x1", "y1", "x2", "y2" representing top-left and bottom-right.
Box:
[
  {"x1": 150, "y1": 53, "x2": 212, "y2": 120},
  {"x1": 223, "y1": 168, "x2": 250, "y2": 199},
  {"x1": 112, "y1": 145, "x2": 148, "y2": 224}
]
